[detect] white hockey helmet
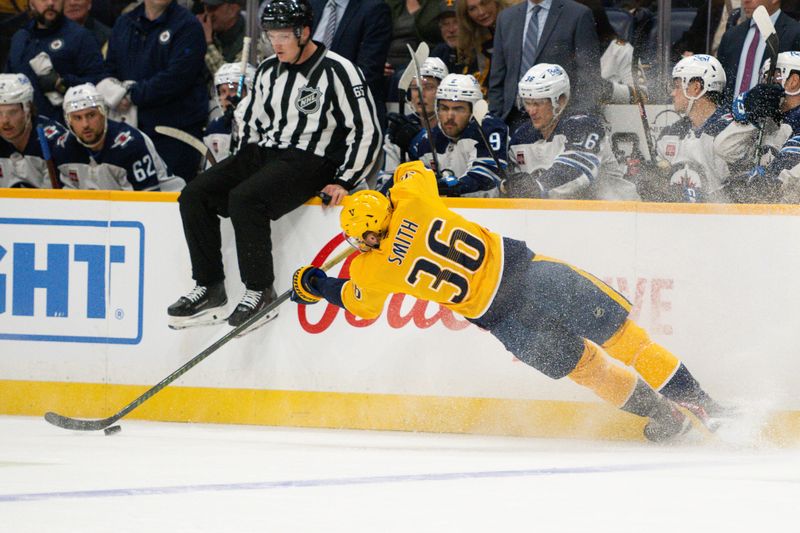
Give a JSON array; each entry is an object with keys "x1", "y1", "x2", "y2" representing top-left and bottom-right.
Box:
[
  {"x1": 762, "y1": 52, "x2": 800, "y2": 95},
  {"x1": 672, "y1": 54, "x2": 725, "y2": 99},
  {"x1": 63, "y1": 83, "x2": 107, "y2": 116},
  {"x1": 418, "y1": 57, "x2": 449, "y2": 81},
  {"x1": 517, "y1": 63, "x2": 571, "y2": 115},
  {"x1": 0, "y1": 73, "x2": 34, "y2": 108},
  {"x1": 214, "y1": 62, "x2": 257, "y2": 89},
  {"x1": 436, "y1": 74, "x2": 483, "y2": 105}
]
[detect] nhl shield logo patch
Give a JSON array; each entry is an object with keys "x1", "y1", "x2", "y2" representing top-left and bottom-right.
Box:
[{"x1": 295, "y1": 86, "x2": 322, "y2": 114}]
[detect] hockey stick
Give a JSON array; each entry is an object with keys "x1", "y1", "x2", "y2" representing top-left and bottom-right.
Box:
[
  {"x1": 406, "y1": 43, "x2": 442, "y2": 180},
  {"x1": 36, "y1": 125, "x2": 60, "y2": 189},
  {"x1": 629, "y1": 35, "x2": 658, "y2": 162},
  {"x1": 752, "y1": 5, "x2": 779, "y2": 166},
  {"x1": 396, "y1": 44, "x2": 427, "y2": 163},
  {"x1": 237, "y1": 36, "x2": 251, "y2": 101},
  {"x1": 44, "y1": 245, "x2": 355, "y2": 432},
  {"x1": 155, "y1": 125, "x2": 217, "y2": 166},
  {"x1": 470, "y1": 99, "x2": 507, "y2": 183}
]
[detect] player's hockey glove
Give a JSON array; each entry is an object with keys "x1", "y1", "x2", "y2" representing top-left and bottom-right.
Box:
[
  {"x1": 291, "y1": 266, "x2": 326, "y2": 305},
  {"x1": 733, "y1": 83, "x2": 784, "y2": 125},
  {"x1": 37, "y1": 69, "x2": 65, "y2": 94},
  {"x1": 722, "y1": 166, "x2": 782, "y2": 203},
  {"x1": 436, "y1": 173, "x2": 463, "y2": 197},
  {"x1": 501, "y1": 170, "x2": 546, "y2": 198},
  {"x1": 387, "y1": 113, "x2": 421, "y2": 154}
]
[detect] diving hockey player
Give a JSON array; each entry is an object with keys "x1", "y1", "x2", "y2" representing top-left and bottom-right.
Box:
[
  {"x1": 53, "y1": 83, "x2": 184, "y2": 191},
  {"x1": 505, "y1": 63, "x2": 637, "y2": 200},
  {"x1": 203, "y1": 61, "x2": 256, "y2": 166},
  {"x1": 645, "y1": 54, "x2": 754, "y2": 203},
  {"x1": 381, "y1": 57, "x2": 449, "y2": 181},
  {"x1": 724, "y1": 51, "x2": 800, "y2": 203},
  {"x1": 407, "y1": 73, "x2": 507, "y2": 198},
  {"x1": 0, "y1": 73, "x2": 66, "y2": 188},
  {"x1": 291, "y1": 161, "x2": 730, "y2": 442}
]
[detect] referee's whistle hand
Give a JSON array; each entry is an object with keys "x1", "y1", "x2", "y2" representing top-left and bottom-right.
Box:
[{"x1": 320, "y1": 184, "x2": 347, "y2": 208}]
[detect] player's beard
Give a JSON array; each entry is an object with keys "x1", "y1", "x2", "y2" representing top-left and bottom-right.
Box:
[{"x1": 32, "y1": 7, "x2": 63, "y2": 29}]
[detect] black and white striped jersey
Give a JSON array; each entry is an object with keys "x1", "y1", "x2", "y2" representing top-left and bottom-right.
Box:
[{"x1": 239, "y1": 44, "x2": 382, "y2": 190}]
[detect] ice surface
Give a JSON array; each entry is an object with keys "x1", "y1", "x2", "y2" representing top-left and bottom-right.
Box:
[{"x1": 2, "y1": 415, "x2": 799, "y2": 532}]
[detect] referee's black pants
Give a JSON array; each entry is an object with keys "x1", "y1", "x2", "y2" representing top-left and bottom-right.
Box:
[{"x1": 178, "y1": 143, "x2": 338, "y2": 291}]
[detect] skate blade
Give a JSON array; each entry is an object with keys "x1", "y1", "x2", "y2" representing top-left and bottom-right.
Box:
[
  {"x1": 168, "y1": 308, "x2": 228, "y2": 330},
  {"x1": 235, "y1": 309, "x2": 279, "y2": 338}
]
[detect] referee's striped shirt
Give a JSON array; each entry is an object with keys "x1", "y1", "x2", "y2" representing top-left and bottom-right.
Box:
[{"x1": 239, "y1": 43, "x2": 382, "y2": 189}]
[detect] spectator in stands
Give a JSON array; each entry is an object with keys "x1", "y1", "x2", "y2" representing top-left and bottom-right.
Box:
[
  {"x1": 488, "y1": 0, "x2": 602, "y2": 129},
  {"x1": 7, "y1": 0, "x2": 106, "y2": 122},
  {"x1": 378, "y1": 56, "x2": 448, "y2": 190},
  {"x1": 384, "y1": 0, "x2": 442, "y2": 79},
  {"x1": 309, "y1": 0, "x2": 391, "y2": 127},
  {"x1": 197, "y1": 0, "x2": 245, "y2": 76},
  {"x1": 0, "y1": 0, "x2": 30, "y2": 68},
  {"x1": 64, "y1": 0, "x2": 112, "y2": 50},
  {"x1": 505, "y1": 63, "x2": 637, "y2": 200},
  {"x1": 104, "y1": 0, "x2": 208, "y2": 182},
  {"x1": 717, "y1": 0, "x2": 800, "y2": 100},
  {"x1": 430, "y1": 0, "x2": 458, "y2": 73},
  {"x1": 0, "y1": 72, "x2": 67, "y2": 188},
  {"x1": 456, "y1": 0, "x2": 508, "y2": 96},
  {"x1": 203, "y1": 61, "x2": 254, "y2": 166},
  {"x1": 408, "y1": 73, "x2": 507, "y2": 198},
  {"x1": 53, "y1": 82, "x2": 184, "y2": 190}
]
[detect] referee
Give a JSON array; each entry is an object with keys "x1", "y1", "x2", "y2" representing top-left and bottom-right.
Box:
[{"x1": 167, "y1": 0, "x2": 381, "y2": 333}]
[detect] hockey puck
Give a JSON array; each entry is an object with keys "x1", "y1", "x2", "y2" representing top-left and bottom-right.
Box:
[{"x1": 104, "y1": 425, "x2": 121, "y2": 436}]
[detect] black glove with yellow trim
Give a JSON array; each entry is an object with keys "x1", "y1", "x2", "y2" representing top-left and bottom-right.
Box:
[{"x1": 291, "y1": 265, "x2": 326, "y2": 305}]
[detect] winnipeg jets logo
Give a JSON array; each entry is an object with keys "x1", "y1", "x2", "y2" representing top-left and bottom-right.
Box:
[
  {"x1": 43, "y1": 125, "x2": 59, "y2": 139},
  {"x1": 159, "y1": 30, "x2": 171, "y2": 44},
  {"x1": 50, "y1": 39, "x2": 64, "y2": 51},
  {"x1": 295, "y1": 86, "x2": 322, "y2": 114},
  {"x1": 112, "y1": 130, "x2": 134, "y2": 149}
]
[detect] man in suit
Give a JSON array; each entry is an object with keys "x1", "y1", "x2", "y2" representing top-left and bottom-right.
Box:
[
  {"x1": 717, "y1": 0, "x2": 800, "y2": 102},
  {"x1": 309, "y1": 0, "x2": 391, "y2": 127},
  {"x1": 487, "y1": 0, "x2": 601, "y2": 127}
]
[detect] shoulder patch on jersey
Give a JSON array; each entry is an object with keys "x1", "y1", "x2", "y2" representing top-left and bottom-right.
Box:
[
  {"x1": 56, "y1": 132, "x2": 68, "y2": 147},
  {"x1": 43, "y1": 125, "x2": 60, "y2": 139},
  {"x1": 49, "y1": 39, "x2": 64, "y2": 51},
  {"x1": 111, "y1": 130, "x2": 134, "y2": 149},
  {"x1": 159, "y1": 30, "x2": 171, "y2": 44},
  {"x1": 295, "y1": 86, "x2": 322, "y2": 114}
]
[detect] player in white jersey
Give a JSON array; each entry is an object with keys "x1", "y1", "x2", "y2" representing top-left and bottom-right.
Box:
[
  {"x1": 406, "y1": 73, "x2": 507, "y2": 198},
  {"x1": 378, "y1": 57, "x2": 448, "y2": 191},
  {"x1": 53, "y1": 83, "x2": 184, "y2": 191},
  {"x1": 0, "y1": 73, "x2": 66, "y2": 189},
  {"x1": 646, "y1": 55, "x2": 755, "y2": 203},
  {"x1": 203, "y1": 62, "x2": 256, "y2": 167},
  {"x1": 505, "y1": 63, "x2": 636, "y2": 200}
]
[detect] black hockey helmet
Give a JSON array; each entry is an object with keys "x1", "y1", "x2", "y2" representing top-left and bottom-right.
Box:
[{"x1": 261, "y1": 0, "x2": 314, "y2": 32}]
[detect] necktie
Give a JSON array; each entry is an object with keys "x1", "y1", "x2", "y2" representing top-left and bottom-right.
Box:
[
  {"x1": 322, "y1": 0, "x2": 338, "y2": 48},
  {"x1": 520, "y1": 4, "x2": 542, "y2": 78},
  {"x1": 739, "y1": 25, "x2": 760, "y2": 95}
]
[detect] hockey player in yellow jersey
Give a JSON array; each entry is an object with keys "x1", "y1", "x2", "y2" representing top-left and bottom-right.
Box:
[{"x1": 291, "y1": 160, "x2": 729, "y2": 442}]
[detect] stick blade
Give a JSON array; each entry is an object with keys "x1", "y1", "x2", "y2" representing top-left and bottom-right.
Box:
[
  {"x1": 753, "y1": 6, "x2": 777, "y2": 40},
  {"x1": 473, "y1": 99, "x2": 490, "y2": 125},
  {"x1": 44, "y1": 411, "x2": 113, "y2": 432},
  {"x1": 399, "y1": 43, "x2": 430, "y2": 91}
]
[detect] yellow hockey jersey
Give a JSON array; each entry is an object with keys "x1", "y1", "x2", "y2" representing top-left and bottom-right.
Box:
[{"x1": 341, "y1": 161, "x2": 504, "y2": 319}]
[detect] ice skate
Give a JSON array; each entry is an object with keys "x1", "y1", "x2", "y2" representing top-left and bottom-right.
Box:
[
  {"x1": 228, "y1": 287, "x2": 279, "y2": 337},
  {"x1": 643, "y1": 402, "x2": 693, "y2": 444},
  {"x1": 167, "y1": 283, "x2": 228, "y2": 330},
  {"x1": 678, "y1": 395, "x2": 740, "y2": 433}
]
